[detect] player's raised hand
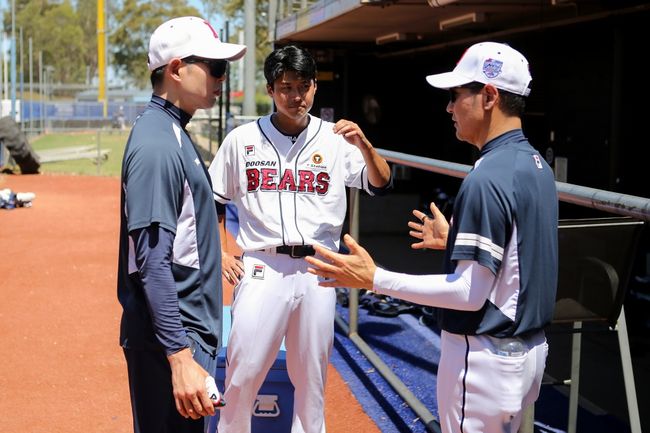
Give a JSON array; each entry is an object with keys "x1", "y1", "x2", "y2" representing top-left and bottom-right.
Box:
[
  {"x1": 333, "y1": 119, "x2": 370, "y2": 150},
  {"x1": 408, "y1": 202, "x2": 449, "y2": 250},
  {"x1": 168, "y1": 348, "x2": 216, "y2": 419},
  {"x1": 222, "y1": 251, "x2": 244, "y2": 285},
  {"x1": 305, "y1": 234, "x2": 376, "y2": 290}
]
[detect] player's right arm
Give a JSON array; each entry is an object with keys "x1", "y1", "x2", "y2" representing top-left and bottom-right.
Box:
[
  {"x1": 219, "y1": 211, "x2": 244, "y2": 284},
  {"x1": 306, "y1": 235, "x2": 493, "y2": 311},
  {"x1": 208, "y1": 132, "x2": 243, "y2": 285}
]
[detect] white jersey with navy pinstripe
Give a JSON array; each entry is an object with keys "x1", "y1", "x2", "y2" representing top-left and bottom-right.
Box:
[
  {"x1": 208, "y1": 113, "x2": 374, "y2": 252},
  {"x1": 439, "y1": 129, "x2": 558, "y2": 337}
]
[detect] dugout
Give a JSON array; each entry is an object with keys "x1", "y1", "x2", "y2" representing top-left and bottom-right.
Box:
[
  {"x1": 271, "y1": 0, "x2": 650, "y2": 332},
  {"x1": 268, "y1": 1, "x2": 650, "y2": 430},
  {"x1": 272, "y1": 0, "x2": 650, "y2": 204}
]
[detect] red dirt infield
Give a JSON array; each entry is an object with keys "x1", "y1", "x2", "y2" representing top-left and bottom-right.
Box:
[{"x1": 0, "y1": 173, "x2": 379, "y2": 433}]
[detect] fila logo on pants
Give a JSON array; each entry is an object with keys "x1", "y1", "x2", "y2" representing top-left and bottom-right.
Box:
[
  {"x1": 252, "y1": 264, "x2": 265, "y2": 279},
  {"x1": 246, "y1": 168, "x2": 330, "y2": 195}
]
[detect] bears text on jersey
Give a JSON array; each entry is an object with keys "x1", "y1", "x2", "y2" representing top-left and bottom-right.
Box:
[{"x1": 246, "y1": 168, "x2": 330, "y2": 195}]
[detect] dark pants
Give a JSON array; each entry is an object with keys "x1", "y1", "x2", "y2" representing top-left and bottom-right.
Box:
[{"x1": 123, "y1": 340, "x2": 218, "y2": 433}]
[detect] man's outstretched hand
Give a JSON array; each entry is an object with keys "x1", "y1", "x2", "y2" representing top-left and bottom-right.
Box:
[
  {"x1": 305, "y1": 234, "x2": 376, "y2": 290},
  {"x1": 408, "y1": 201, "x2": 449, "y2": 250}
]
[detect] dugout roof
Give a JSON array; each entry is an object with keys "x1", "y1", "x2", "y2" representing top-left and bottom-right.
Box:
[{"x1": 273, "y1": 0, "x2": 650, "y2": 55}]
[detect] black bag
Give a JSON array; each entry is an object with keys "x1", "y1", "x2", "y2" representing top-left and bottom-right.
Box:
[{"x1": 0, "y1": 116, "x2": 40, "y2": 174}]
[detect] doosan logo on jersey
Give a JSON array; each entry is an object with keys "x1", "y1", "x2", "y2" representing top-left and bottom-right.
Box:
[
  {"x1": 246, "y1": 168, "x2": 330, "y2": 195},
  {"x1": 245, "y1": 160, "x2": 277, "y2": 167}
]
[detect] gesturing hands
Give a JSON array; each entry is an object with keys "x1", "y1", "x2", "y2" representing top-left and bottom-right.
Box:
[
  {"x1": 408, "y1": 202, "x2": 449, "y2": 250},
  {"x1": 305, "y1": 234, "x2": 376, "y2": 290}
]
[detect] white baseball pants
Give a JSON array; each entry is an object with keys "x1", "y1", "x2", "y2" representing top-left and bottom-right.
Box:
[
  {"x1": 217, "y1": 250, "x2": 335, "y2": 433},
  {"x1": 437, "y1": 330, "x2": 548, "y2": 433}
]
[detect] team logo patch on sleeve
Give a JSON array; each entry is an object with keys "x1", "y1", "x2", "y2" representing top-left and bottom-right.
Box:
[
  {"x1": 245, "y1": 145, "x2": 255, "y2": 156},
  {"x1": 252, "y1": 264, "x2": 265, "y2": 279},
  {"x1": 533, "y1": 154, "x2": 543, "y2": 169}
]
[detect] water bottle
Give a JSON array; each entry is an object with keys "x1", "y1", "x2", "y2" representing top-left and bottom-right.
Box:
[
  {"x1": 205, "y1": 375, "x2": 226, "y2": 407},
  {"x1": 496, "y1": 337, "x2": 526, "y2": 357}
]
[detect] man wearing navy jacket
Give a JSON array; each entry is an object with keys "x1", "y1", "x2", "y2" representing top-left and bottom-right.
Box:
[
  {"x1": 306, "y1": 41, "x2": 558, "y2": 433},
  {"x1": 117, "y1": 16, "x2": 246, "y2": 433}
]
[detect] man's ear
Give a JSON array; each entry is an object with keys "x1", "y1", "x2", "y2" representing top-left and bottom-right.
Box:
[
  {"x1": 483, "y1": 84, "x2": 498, "y2": 109},
  {"x1": 166, "y1": 58, "x2": 183, "y2": 82},
  {"x1": 266, "y1": 83, "x2": 274, "y2": 96},
  {"x1": 313, "y1": 79, "x2": 318, "y2": 94}
]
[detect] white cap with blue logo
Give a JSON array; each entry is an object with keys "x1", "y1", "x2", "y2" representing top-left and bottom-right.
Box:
[
  {"x1": 426, "y1": 41, "x2": 532, "y2": 96},
  {"x1": 148, "y1": 16, "x2": 247, "y2": 71}
]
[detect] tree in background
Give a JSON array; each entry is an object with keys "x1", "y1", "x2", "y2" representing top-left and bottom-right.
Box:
[
  {"x1": 2, "y1": 0, "x2": 274, "y2": 93},
  {"x1": 210, "y1": 0, "x2": 272, "y2": 74},
  {"x1": 77, "y1": 0, "x2": 98, "y2": 85},
  {"x1": 4, "y1": 0, "x2": 87, "y2": 88},
  {"x1": 200, "y1": 0, "x2": 273, "y2": 113},
  {"x1": 110, "y1": 0, "x2": 200, "y2": 88}
]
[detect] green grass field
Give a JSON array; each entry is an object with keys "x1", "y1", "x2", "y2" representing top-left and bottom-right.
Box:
[{"x1": 30, "y1": 130, "x2": 130, "y2": 177}]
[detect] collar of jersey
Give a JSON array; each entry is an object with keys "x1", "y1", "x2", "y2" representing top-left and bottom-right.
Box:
[
  {"x1": 261, "y1": 113, "x2": 321, "y2": 145},
  {"x1": 150, "y1": 94, "x2": 192, "y2": 129},
  {"x1": 481, "y1": 129, "x2": 526, "y2": 155}
]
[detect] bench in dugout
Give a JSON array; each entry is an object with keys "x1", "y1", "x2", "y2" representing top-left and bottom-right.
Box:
[{"x1": 524, "y1": 217, "x2": 645, "y2": 433}]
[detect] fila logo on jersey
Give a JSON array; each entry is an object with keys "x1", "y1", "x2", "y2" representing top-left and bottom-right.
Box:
[
  {"x1": 533, "y1": 154, "x2": 543, "y2": 169},
  {"x1": 247, "y1": 168, "x2": 330, "y2": 195},
  {"x1": 245, "y1": 145, "x2": 255, "y2": 156},
  {"x1": 252, "y1": 264, "x2": 265, "y2": 279}
]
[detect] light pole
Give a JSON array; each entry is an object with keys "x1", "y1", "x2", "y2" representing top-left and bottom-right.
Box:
[
  {"x1": 97, "y1": 0, "x2": 107, "y2": 119},
  {"x1": 11, "y1": 0, "x2": 17, "y2": 120},
  {"x1": 43, "y1": 65, "x2": 54, "y2": 132}
]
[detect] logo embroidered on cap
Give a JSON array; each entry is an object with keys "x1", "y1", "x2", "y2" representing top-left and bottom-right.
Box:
[
  {"x1": 482, "y1": 58, "x2": 503, "y2": 79},
  {"x1": 202, "y1": 20, "x2": 219, "y2": 39},
  {"x1": 252, "y1": 264, "x2": 265, "y2": 279}
]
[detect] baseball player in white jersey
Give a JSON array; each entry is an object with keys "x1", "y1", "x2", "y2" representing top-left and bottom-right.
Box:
[{"x1": 208, "y1": 45, "x2": 392, "y2": 433}]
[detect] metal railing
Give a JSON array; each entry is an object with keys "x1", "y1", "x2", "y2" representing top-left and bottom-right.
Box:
[{"x1": 339, "y1": 148, "x2": 650, "y2": 433}]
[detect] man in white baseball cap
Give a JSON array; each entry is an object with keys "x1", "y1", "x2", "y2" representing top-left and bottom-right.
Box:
[
  {"x1": 426, "y1": 41, "x2": 531, "y2": 96},
  {"x1": 305, "y1": 41, "x2": 558, "y2": 433},
  {"x1": 148, "y1": 16, "x2": 246, "y2": 71},
  {"x1": 118, "y1": 16, "x2": 245, "y2": 433}
]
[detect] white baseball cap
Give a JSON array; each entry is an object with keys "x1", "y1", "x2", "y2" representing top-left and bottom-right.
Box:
[
  {"x1": 147, "y1": 16, "x2": 247, "y2": 71},
  {"x1": 426, "y1": 42, "x2": 532, "y2": 96}
]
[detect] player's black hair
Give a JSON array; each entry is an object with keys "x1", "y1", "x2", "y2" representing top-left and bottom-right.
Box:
[
  {"x1": 150, "y1": 65, "x2": 165, "y2": 89},
  {"x1": 264, "y1": 45, "x2": 317, "y2": 87},
  {"x1": 463, "y1": 81, "x2": 526, "y2": 117},
  {"x1": 498, "y1": 91, "x2": 526, "y2": 117}
]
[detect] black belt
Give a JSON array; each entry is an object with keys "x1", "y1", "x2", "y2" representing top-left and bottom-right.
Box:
[{"x1": 274, "y1": 245, "x2": 315, "y2": 258}]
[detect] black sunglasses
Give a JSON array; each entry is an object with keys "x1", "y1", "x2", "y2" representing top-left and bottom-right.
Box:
[
  {"x1": 449, "y1": 82, "x2": 485, "y2": 103},
  {"x1": 182, "y1": 56, "x2": 228, "y2": 78}
]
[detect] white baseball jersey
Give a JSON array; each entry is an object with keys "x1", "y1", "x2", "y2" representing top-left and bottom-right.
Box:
[{"x1": 208, "y1": 113, "x2": 374, "y2": 252}]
